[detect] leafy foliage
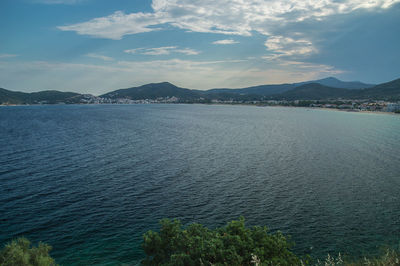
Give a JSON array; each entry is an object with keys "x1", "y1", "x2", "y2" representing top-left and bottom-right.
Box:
[
  {"x1": 0, "y1": 237, "x2": 56, "y2": 266},
  {"x1": 142, "y1": 217, "x2": 304, "y2": 265}
]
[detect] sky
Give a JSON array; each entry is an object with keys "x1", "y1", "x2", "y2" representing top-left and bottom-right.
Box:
[{"x1": 0, "y1": 0, "x2": 399, "y2": 95}]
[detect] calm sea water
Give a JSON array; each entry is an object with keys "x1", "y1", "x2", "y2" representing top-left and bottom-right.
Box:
[{"x1": 1, "y1": 104, "x2": 399, "y2": 265}]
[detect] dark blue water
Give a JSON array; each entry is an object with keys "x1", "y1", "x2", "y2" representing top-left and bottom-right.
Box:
[{"x1": 1, "y1": 104, "x2": 399, "y2": 265}]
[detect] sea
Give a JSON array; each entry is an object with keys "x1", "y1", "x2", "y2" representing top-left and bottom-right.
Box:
[{"x1": 0, "y1": 104, "x2": 399, "y2": 265}]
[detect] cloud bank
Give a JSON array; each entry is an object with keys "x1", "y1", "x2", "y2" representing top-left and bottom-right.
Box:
[
  {"x1": 58, "y1": 0, "x2": 399, "y2": 39},
  {"x1": 57, "y1": 0, "x2": 399, "y2": 61}
]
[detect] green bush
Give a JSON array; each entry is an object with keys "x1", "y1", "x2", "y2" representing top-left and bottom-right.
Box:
[
  {"x1": 142, "y1": 217, "x2": 304, "y2": 265},
  {"x1": 0, "y1": 237, "x2": 56, "y2": 266}
]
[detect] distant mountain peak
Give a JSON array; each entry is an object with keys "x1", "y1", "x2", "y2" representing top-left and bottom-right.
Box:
[
  {"x1": 319, "y1": 77, "x2": 340, "y2": 81},
  {"x1": 141, "y1": 82, "x2": 179, "y2": 88},
  {"x1": 317, "y1": 76, "x2": 370, "y2": 84},
  {"x1": 307, "y1": 77, "x2": 374, "y2": 90},
  {"x1": 297, "y1": 82, "x2": 329, "y2": 88},
  {"x1": 147, "y1": 81, "x2": 174, "y2": 85},
  {"x1": 159, "y1": 81, "x2": 174, "y2": 85},
  {"x1": 100, "y1": 81, "x2": 195, "y2": 100}
]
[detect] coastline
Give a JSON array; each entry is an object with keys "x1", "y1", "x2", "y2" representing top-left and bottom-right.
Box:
[
  {"x1": 238, "y1": 103, "x2": 399, "y2": 116},
  {"x1": 1, "y1": 102, "x2": 399, "y2": 116},
  {"x1": 304, "y1": 106, "x2": 398, "y2": 116}
]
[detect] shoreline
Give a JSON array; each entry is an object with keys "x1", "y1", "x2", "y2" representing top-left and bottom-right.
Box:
[
  {"x1": 1, "y1": 102, "x2": 399, "y2": 116},
  {"x1": 302, "y1": 106, "x2": 397, "y2": 116},
  {"x1": 208, "y1": 103, "x2": 399, "y2": 116}
]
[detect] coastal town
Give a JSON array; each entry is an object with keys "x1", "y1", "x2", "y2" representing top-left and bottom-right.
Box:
[
  {"x1": 2, "y1": 93, "x2": 400, "y2": 114},
  {"x1": 75, "y1": 94, "x2": 400, "y2": 113},
  {"x1": 256, "y1": 99, "x2": 400, "y2": 113}
]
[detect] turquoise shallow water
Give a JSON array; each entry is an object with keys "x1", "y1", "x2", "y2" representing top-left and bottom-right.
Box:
[{"x1": 0, "y1": 104, "x2": 399, "y2": 265}]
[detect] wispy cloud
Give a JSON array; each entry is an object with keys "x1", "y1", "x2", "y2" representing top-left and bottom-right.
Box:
[
  {"x1": 124, "y1": 46, "x2": 200, "y2": 56},
  {"x1": 271, "y1": 59, "x2": 344, "y2": 75},
  {"x1": 144, "y1": 47, "x2": 176, "y2": 55},
  {"x1": 86, "y1": 53, "x2": 114, "y2": 61},
  {"x1": 58, "y1": 11, "x2": 168, "y2": 40},
  {"x1": 174, "y1": 48, "x2": 200, "y2": 55},
  {"x1": 212, "y1": 39, "x2": 239, "y2": 45},
  {"x1": 0, "y1": 54, "x2": 18, "y2": 59},
  {"x1": 261, "y1": 35, "x2": 336, "y2": 74}
]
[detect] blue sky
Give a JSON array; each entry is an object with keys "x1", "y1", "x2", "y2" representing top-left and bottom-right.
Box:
[{"x1": 0, "y1": 0, "x2": 399, "y2": 94}]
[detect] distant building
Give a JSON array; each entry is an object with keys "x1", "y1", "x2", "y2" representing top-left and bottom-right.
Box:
[{"x1": 386, "y1": 103, "x2": 400, "y2": 112}]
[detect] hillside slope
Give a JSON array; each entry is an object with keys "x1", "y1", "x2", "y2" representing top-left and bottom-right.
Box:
[
  {"x1": 0, "y1": 88, "x2": 81, "y2": 104},
  {"x1": 101, "y1": 82, "x2": 200, "y2": 100},
  {"x1": 272, "y1": 83, "x2": 354, "y2": 100},
  {"x1": 209, "y1": 77, "x2": 374, "y2": 96}
]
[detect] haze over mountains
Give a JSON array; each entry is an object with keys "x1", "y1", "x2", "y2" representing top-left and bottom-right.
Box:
[
  {"x1": 1, "y1": 77, "x2": 399, "y2": 105},
  {"x1": 208, "y1": 77, "x2": 374, "y2": 96}
]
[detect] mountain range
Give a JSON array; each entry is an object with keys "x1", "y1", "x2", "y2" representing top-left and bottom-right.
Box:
[
  {"x1": 1, "y1": 77, "x2": 399, "y2": 105},
  {"x1": 273, "y1": 78, "x2": 400, "y2": 100},
  {"x1": 207, "y1": 77, "x2": 374, "y2": 96}
]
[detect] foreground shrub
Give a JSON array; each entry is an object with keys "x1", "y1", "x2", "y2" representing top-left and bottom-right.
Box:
[
  {"x1": 142, "y1": 217, "x2": 304, "y2": 265},
  {"x1": 0, "y1": 237, "x2": 56, "y2": 266},
  {"x1": 315, "y1": 248, "x2": 400, "y2": 266}
]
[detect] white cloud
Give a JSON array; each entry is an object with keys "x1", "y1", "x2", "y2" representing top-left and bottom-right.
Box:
[
  {"x1": 261, "y1": 36, "x2": 337, "y2": 74},
  {"x1": 0, "y1": 54, "x2": 18, "y2": 59},
  {"x1": 123, "y1": 48, "x2": 141, "y2": 55},
  {"x1": 261, "y1": 39, "x2": 343, "y2": 77},
  {"x1": 175, "y1": 48, "x2": 200, "y2": 55},
  {"x1": 264, "y1": 36, "x2": 316, "y2": 58},
  {"x1": 142, "y1": 46, "x2": 177, "y2": 55},
  {"x1": 86, "y1": 53, "x2": 114, "y2": 61},
  {"x1": 124, "y1": 46, "x2": 200, "y2": 56},
  {"x1": 212, "y1": 39, "x2": 239, "y2": 45}
]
